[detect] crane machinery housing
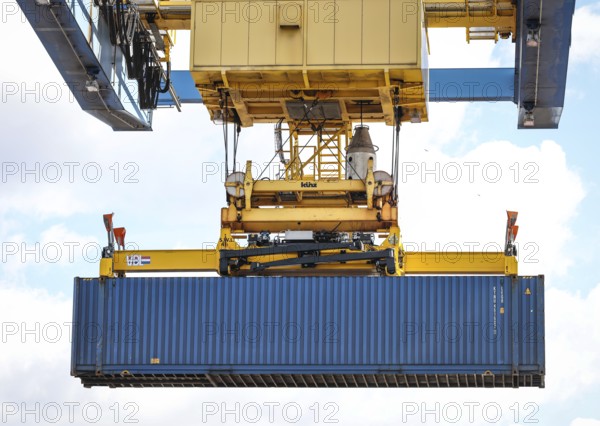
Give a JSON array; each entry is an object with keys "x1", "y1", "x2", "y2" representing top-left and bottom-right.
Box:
[{"x1": 16, "y1": 0, "x2": 574, "y2": 387}]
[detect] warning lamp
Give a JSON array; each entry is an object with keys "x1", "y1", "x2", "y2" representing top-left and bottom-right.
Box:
[{"x1": 410, "y1": 109, "x2": 422, "y2": 124}]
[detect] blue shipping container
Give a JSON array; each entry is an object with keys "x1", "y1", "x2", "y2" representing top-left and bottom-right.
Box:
[{"x1": 71, "y1": 276, "x2": 545, "y2": 388}]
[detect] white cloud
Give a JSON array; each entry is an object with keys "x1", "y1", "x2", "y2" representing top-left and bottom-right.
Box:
[
  {"x1": 571, "y1": 5, "x2": 600, "y2": 66},
  {"x1": 0, "y1": 187, "x2": 89, "y2": 219},
  {"x1": 0, "y1": 231, "x2": 27, "y2": 283},
  {"x1": 38, "y1": 224, "x2": 100, "y2": 265},
  {"x1": 398, "y1": 104, "x2": 471, "y2": 149},
  {"x1": 571, "y1": 419, "x2": 600, "y2": 426},
  {"x1": 362, "y1": 130, "x2": 585, "y2": 280},
  {"x1": 0, "y1": 223, "x2": 101, "y2": 285},
  {"x1": 427, "y1": 28, "x2": 510, "y2": 68},
  {"x1": 546, "y1": 284, "x2": 600, "y2": 400}
]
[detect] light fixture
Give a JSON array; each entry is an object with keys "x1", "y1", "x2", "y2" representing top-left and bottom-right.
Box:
[
  {"x1": 410, "y1": 109, "x2": 421, "y2": 124},
  {"x1": 35, "y1": 0, "x2": 51, "y2": 6},
  {"x1": 526, "y1": 19, "x2": 540, "y2": 47},
  {"x1": 523, "y1": 111, "x2": 535, "y2": 127},
  {"x1": 522, "y1": 101, "x2": 535, "y2": 127},
  {"x1": 212, "y1": 109, "x2": 224, "y2": 125},
  {"x1": 85, "y1": 78, "x2": 100, "y2": 92}
]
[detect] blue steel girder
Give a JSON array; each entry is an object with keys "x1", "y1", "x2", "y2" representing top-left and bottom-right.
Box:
[
  {"x1": 161, "y1": 68, "x2": 515, "y2": 107},
  {"x1": 428, "y1": 68, "x2": 514, "y2": 102},
  {"x1": 17, "y1": 0, "x2": 153, "y2": 131},
  {"x1": 514, "y1": 0, "x2": 576, "y2": 129}
]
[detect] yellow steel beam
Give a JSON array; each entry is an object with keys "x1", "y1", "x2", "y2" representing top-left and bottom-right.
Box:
[
  {"x1": 248, "y1": 179, "x2": 367, "y2": 193},
  {"x1": 142, "y1": 18, "x2": 189, "y2": 30},
  {"x1": 105, "y1": 249, "x2": 518, "y2": 277},
  {"x1": 100, "y1": 258, "x2": 113, "y2": 277},
  {"x1": 111, "y1": 249, "x2": 218, "y2": 275},
  {"x1": 221, "y1": 205, "x2": 397, "y2": 232},
  {"x1": 145, "y1": 1, "x2": 515, "y2": 30},
  {"x1": 378, "y1": 87, "x2": 395, "y2": 126},
  {"x1": 243, "y1": 160, "x2": 253, "y2": 211},
  {"x1": 157, "y1": 0, "x2": 191, "y2": 7},
  {"x1": 366, "y1": 159, "x2": 375, "y2": 210},
  {"x1": 227, "y1": 88, "x2": 253, "y2": 127},
  {"x1": 425, "y1": 15, "x2": 515, "y2": 29},
  {"x1": 403, "y1": 251, "x2": 518, "y2": 275},
  {"x1": 102, "y1": 223, "x2": 517, "y2": 277},
  {"x1": 108, "y1": 245, "x2": 396, "y2": 276},
  {"x1": 241, "y1": 197, "x2": 364, "y2": 207},
  {"x1": 149, "y1": 15, "x2": 514, "y2": 32}
]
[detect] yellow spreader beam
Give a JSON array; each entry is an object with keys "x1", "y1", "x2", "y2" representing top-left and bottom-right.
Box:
[{"x1": 101, "y1": 249, "x2": 517, "y2": 277}]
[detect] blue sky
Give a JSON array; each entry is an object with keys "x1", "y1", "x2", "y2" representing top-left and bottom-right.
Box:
[{"x1": 1, "y1": 0, "x2": 599, "y2": 424}]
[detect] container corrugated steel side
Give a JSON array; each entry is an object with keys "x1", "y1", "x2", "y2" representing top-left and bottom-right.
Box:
[{"x1": 71, "y1": 276, "x2": 545, "y2": 388}]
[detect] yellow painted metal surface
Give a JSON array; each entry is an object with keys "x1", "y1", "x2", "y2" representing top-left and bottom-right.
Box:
[
  {"x1": 191, "y1": 0, "x2": 424, "y2": 68},
  {"x1": 112, "y1": 249, "x2": 218, "y2": 273},
  {"x1": 249, "y1": 179, "x2": 367, "y2": 192},
  {"x1": 403, "y1": 251, "x2": 518, "y2": 275},
  {"x1": 143, "y1": 0, "x2": 516, "y2": 37},
  {"x1": 221, "y1": 205, "x2": 398, "y2": 232},
  {"x1": 190, "y1": 0, "x2": 429, "y2": 126},
  {"x1": 422, "y1": 0, "x2": 516, "y2": 41},
  {"x1": 141, "y1": 0, "x2": 531, "y2": 126},
  {"x1": 106, "y1": 247, "x2": 518, "y2": 277},
  {"x1": 92, "y1": 0, "x2": 522, "y2": 280},
  {"x1": 99, "y1": 258, "x2": 113, "y2": 277}
]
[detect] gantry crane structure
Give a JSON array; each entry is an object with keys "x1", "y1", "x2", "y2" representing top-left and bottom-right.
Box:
[
  {"x1": 15, "y1": 0, "x2": 574, "y2": 389},
  {"x1": 16, "y1": 0, "x2": 574, "y2": 278}
]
